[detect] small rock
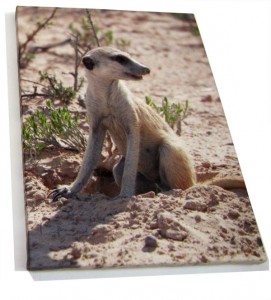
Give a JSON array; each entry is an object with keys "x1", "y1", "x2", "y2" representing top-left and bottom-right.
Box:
[
  {"x1": 137, "y1": 191, "x2": 156, "y2": 198},
  {"x1": 91, "y1": 224, "x2": 114, "y2": 243},
  {"x1": 243, "y1": 220, "x2": 254, "y2": 233},
  {"x1": 25, "y1": 183, "x2": 33, "y2": 191},
  {"x1": 70, "y1": 248, "x2": 81, "y2": 259},
  {"x1": 183, "y1": 201, "x2": 207, "y2": 212},
  {"x1": 148, "y1": 220, "x2": 159, "y2": 229},
  {"x1": 228, "y1": 210, "x2": 240, "y2": 220},
  {"x1": 168, "y1": 243, "x2": 175, "y2": 251},
  {"x1": 201, "y1": 255, "x2": 208, "y2": 263},
  {"x1": 157, "y1": 212, "x2": 188, "y2": 242},
  {"x1": 33, "y1": 190, "x2": 46, "y2": 201},
  {"x1": 253, "y1": 251, "x2": 260, "y2": 258},
  {"x1": 202, "y1": 161, "x2": 211, "y2": 169},
  {"x1": 165, "y1": 189, "x2": 183, "y2": 197},
  {"x1": 195, "y1": 215, "x2": 201, "y2": 223},
  {"x1": 144, "y1": 236, "x2": 158, "y2": 248},
  {"x1": 220, "y1": 226, "x2": 228, "y2": 234},
  {"x1": 161, "y1": 229, "x2": 187, "y2": 241},
  {"x1": 207, "y1": 197, "x2": 219, "y2": 207},
  {"x1": 256, "y1": 236, "x2": 263, "y2": 247},
  {"x1": 201, "y1": 95, "x2": 212, "y2": 102}
]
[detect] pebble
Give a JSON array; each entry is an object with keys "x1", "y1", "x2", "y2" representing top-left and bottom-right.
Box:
[
  {"x1": 202, "y1": 161, "x2": 211, "y2": 169},
  {"x1": 137, "y1": 191, "x2": 156, "y2": 198},
  {"x1": 183, "y1": 201, "x2": 207, "y2": 212},
  {"x1": 157, "y1": 212, "x2": 189, "y2": 241},
  {"x1": 201, "y1": 255, "x2": 208, "y2": 263},
  {"x1": 195, "y1": 215, "x2": 201, "y2": 223},
  {"x1": 201, "y1": 95, "x2": 212, "y2": 102},
  {"x1": 33, "y1": 190, "x2": 46, "y2": 201},
  {"x1": 70, "y1": 248, "x2": 81, "y2": 259},
  {"x1": 227, "y1": 210, "x2": 240, "y2": 220},
  {"x1": 161, "y1": 229, "x2": 187, "y2": 241},
  {"x1": 256, "y1": 236, "x2": 263, "y2": 247},
  {"x1": 144, "y1": 236, "x2": 158, "y2": 248}
]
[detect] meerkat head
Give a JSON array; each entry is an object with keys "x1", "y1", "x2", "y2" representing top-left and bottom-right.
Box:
[{"x1": 82, "y1": 47, "x2": 150, "y2": 81}]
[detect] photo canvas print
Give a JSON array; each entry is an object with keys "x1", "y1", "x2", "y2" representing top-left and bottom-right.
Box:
[{"x1": 16, "y1": 6, "x2": 267, "y2": 271}]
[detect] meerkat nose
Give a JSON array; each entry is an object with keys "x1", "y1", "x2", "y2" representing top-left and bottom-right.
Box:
[{"x1": 143, "y1": 67, "x2": 151, "y2": 75}]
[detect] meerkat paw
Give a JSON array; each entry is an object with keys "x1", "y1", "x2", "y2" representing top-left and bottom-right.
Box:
[
  {"x1": 48, "y1": 185, "x2": 75, "y2": 202},
  {"x1": 112, "y1": 192, "x2": 135, "y2": 201}
]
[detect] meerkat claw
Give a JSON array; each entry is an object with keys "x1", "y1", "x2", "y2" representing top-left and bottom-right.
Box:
[{"x1": 49, "y1": 187, "x2": 70, "y2": 202}]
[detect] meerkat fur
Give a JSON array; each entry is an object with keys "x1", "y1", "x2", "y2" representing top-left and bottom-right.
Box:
[{"x1": 50, "y1": 47, "x2": 245, "y2": 201}]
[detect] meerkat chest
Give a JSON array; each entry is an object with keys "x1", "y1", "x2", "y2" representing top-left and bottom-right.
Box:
[{"x1": 101, "y1": 115, "x2": 127, "y2": 153}]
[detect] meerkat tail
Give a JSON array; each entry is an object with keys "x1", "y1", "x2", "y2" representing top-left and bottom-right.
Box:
[
  {"x1": 158, "y1": 138, "x2": 196, "y2": 190},
  {"x1": 202, "y1": 176, "x2": 246, "y2": 190}
]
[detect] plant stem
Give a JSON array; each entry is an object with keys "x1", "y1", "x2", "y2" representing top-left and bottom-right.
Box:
[
  {"x1": 19, "y1": 8, "x2": 58, "y2": 58},
  {"x1": 85, "y1": 9, "x2": 100, "y2": 47}
]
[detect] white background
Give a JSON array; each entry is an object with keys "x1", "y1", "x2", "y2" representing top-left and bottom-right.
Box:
[{"x1": 1, "y1": 0, "x2": 270, "y2": 299}]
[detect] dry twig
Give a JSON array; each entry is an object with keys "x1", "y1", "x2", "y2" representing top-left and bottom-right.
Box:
[
  {"x1": 19, "y1": 8, "x2": 58, "y2": 59},
  {"x1": 85, "y1": 9, "x2": 100, "y2": 47}
]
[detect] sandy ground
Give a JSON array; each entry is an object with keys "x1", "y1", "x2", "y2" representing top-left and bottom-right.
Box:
[{"x1": 16, "y1": 7, "x2": 266, "y2": 270}]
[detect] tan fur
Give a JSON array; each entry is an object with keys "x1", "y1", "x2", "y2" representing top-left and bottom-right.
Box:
[
  {"x1": 50, "y1": 47, "x2": 245, "y2": 201},
  {"x1": 159, "y1": 138, "x2": 196, "y2": 189},
  {"x1": 206, "y1": 176, "x2": 246, "y2": 190}
]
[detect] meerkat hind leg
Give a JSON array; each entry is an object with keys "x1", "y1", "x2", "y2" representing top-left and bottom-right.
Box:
[
  {"x1": 158, "y1": 141, "x2": 196, "y2": 190},
  {"x1": 113, "y1": 157, "x2": 160, "y2": 195}
]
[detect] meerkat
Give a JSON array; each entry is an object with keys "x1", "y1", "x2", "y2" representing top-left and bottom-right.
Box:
[{"x1": 50, "y1": 47, "x2": 245, "y2": 201}]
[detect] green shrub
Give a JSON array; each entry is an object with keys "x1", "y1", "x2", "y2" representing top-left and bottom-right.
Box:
[
  {"x1": 146, "y1": 96, "x2": 189, "y2": 135},
  {"x1": 22, "y1": 100, "x2": 86, "y2": 159},
  {"x1": 39, "y1": 71, "x2": 76, "y2": 103},
  {"x1": 69, "y1": 17, "x2": 114, "y2": 49}
]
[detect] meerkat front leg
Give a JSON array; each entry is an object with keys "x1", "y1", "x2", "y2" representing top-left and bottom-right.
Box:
[
  {"x1": 118, "y1": 129, "x2": 140, "y2": 198},
  {"x1": 50, "y1": 125, "x2": 106, "y2": 201}
]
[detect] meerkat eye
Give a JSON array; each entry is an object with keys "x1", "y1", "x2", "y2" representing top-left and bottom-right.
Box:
[
  {"x1": 111, "y1": 55, "x2": 130, "y2": 65},
  {"x1": 82, "y1": 57, "x2": 95, "y2": 70}
]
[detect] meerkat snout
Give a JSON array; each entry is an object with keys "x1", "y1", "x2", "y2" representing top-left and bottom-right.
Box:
[
  {"x1": 109, "y1": 53, "x2": 150, "y2": 74},
  {"x1": 141, "y1": 66, "x2": 151, "y2": 75}
]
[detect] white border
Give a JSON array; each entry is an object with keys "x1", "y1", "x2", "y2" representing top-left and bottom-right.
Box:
[{"x1": 1, "y1": 1, "x2": 270, "y2": 299}]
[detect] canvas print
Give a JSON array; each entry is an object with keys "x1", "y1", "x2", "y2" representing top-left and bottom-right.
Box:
[{"x1": 16, "y1": 6, "x2": 267, "y2": 270}]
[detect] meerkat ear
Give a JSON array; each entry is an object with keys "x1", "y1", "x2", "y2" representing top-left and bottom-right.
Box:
[{"x1": 82, "y1": 57, "x2": 95, "y2": 70}]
